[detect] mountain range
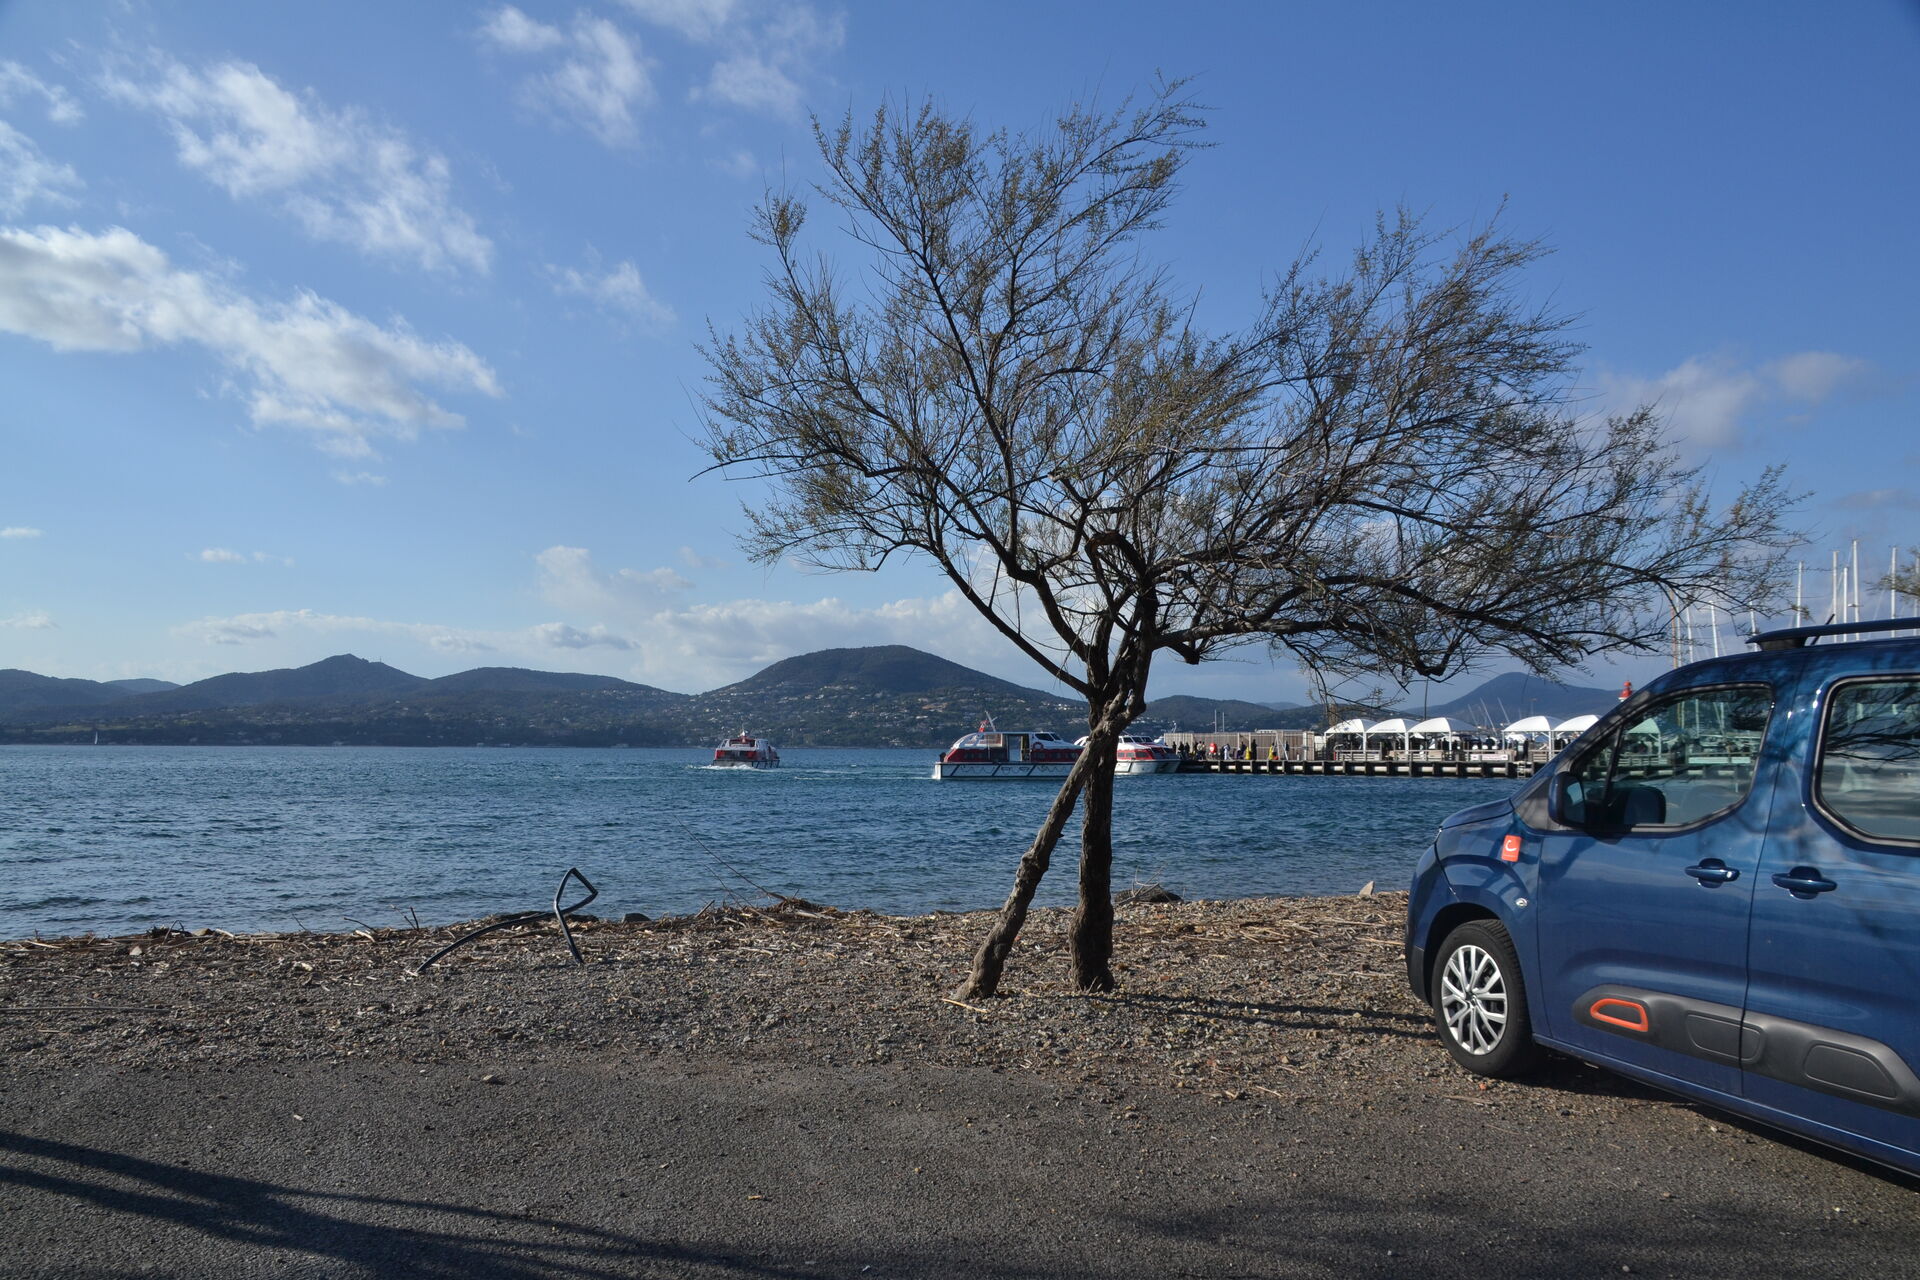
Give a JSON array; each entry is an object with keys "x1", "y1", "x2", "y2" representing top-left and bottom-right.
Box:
[{"x1": 0, "y1": 648, "x2": 1624, "y2": 748}]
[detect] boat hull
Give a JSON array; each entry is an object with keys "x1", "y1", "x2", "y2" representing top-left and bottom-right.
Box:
[
  {"x1": 1113, "y1": 757, "x2": 1179, "y2": 775},
  {"x1": 931, "y1": 761, "x2": 1076, "y2": 781}
]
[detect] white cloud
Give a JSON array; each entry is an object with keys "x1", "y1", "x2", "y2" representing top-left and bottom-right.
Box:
[
  {"x1": 198, "y1": 547, "x2": 293, "y2": 565},
  {"x1": 2, "y1": 610, "x2": 56, "y2": 629},
  {"x1": 479, "y1": 11, "x2": 654, "y2": 148},
  {"x1": 476, "y1": 6, "x2": 566, "y2": 53},
  {"x1": 1598, "y1": 355, "x2": 1761, "y2": 451},
  {"x1": 629, "y1": 566, "x2": 697, "y2": 591},
  {"x1": 0, "y1": 224, "x2": 500, "y2": 459},
  {"x1": 427, "y1": 632, "x2": 498, "y2": 653},
  {"x1": 177, "y1": 608, "x2": 494, "y2": 653},
  {"x1": 551, "y1": 257, "x2": 675, "y2": 331},
  {"x1": 711, "y1": 147, "x2": 757, "y2": 180},
  {"x1": 690, "y1": 4, "x2": 844, "y2": 119},
  {"x1": 1, "y1": 526, "x2": 45, "y2": 539},
  {"x1": 103, "y1": 57, "x2": 491, "y2": 274},
  {"x1": 678, "y1": 546, "x2": 728, "y2": 570},
  {"x1": 536, "y1": 545, "x2": 694, "y2": 614},
  {"x1": 0, "y1": 61, "x2": 84, "y2": 124},
  {"x1": 701, "y1": 55, "x2": 803, "y2": 118},
  {"x1": 1767, "y1": 351, "x2": 1871, "y2": 403},
  {"x1": 196, "y1": 618, "x2": 278, "y2": 644},
  {"x1": 1597, "y1": 347, "x2": 1877, "y2": 457},
  {"x1": 0, "y1": 121, "x2": 83, "y2": 216},
  {"x1": 533, "y1": 621, "x2": 636, "y2": 650},
  {"x1": 618, "y1": 0, "x2": 740, "y2": 43},
  {"x1": 331, "y1": 469, "x2": 390, "y2": 486},
  {"x1": 1832, "y1": 487, "x2": 1920, "y2": 514},
  {"x1": 618, "y1": 0, "x2": 842, "y2": 117}
]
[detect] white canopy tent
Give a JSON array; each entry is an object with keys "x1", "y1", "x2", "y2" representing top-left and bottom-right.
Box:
[
  {"x1": 1326, "y1": 718, "x2": 1373, "y2": 750},
  {"x1": 1552, "y1": 714, "x2": 1600, "y2": 746},
  {"x1": 1369, "y1": 718, "x2": 1414, "y2": 754},
  {"x1": 1503, "y1": 714, "x2": 1554, "y2": 743},
  {"x1": 1410, "y1": 716, "x2": 1474, "y2": 739}
]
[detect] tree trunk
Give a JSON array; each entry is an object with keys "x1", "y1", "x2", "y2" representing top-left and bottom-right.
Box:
[
  {"x1": 1070, "y1": 719, "x2": 1120, "y2": 992},
  {"x1": 954, "y1": 747, "x2": 1097, "y2": 1000}
]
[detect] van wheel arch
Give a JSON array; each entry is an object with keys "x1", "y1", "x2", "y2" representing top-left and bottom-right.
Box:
[{"x1": 1418, "y1": 903, "x2": 1499, "y2": 1004}]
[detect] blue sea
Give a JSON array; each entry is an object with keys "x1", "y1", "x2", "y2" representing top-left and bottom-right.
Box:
[{"x1": 0, "y1": 746, "x2": 1522, "y2": 939}]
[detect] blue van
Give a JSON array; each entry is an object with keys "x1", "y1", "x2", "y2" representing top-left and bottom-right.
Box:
[{"x1": 1406, "y1": 618, "x2": 1920, "y2": 1175}]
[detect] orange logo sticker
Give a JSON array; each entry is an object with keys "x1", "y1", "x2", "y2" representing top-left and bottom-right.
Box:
[{"x1": 1499, "y1": 834, "x2": 1523, "y2": 863}]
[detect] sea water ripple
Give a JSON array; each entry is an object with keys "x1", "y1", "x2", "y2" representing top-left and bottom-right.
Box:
[{"x1": 0, "y1": 746, "x2": 1522, "y2": 938}]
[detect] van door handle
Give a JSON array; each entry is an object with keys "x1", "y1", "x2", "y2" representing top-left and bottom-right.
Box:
[
  {"x1": 1772, "y1": 867, "x2": 1837, "y2": 898},
  {"x1": 1686, "y1": 860, "x2": 1740, "y2": 885}
]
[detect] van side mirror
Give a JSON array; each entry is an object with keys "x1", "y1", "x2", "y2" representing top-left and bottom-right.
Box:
[{"x1": 1547, "y1": 773, "x2": 1585, "y2": 827}]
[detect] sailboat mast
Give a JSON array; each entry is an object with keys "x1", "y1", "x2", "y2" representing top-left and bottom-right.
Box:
[{"x1": 1852, "y1": 539, "x2": 1861, "y2": 623}]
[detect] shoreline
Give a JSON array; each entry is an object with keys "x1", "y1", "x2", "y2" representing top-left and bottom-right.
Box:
[{"x1": 0, "y1": 882, "x2": 1392, "y2": 949}]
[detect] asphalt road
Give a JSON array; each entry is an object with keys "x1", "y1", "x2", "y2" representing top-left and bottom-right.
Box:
[{"x1": 3, "y1": 1058, "x2": 1917, "y2": 1279}]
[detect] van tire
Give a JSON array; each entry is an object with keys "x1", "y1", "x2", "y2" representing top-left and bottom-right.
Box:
[{"x1": 1432, "y1": 920, "x2": 1542, "y2": 1078}]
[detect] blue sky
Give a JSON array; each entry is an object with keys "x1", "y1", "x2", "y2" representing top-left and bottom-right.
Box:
[{"x1": 1, "y1": 1, "x2": 1916, "y2": 706}]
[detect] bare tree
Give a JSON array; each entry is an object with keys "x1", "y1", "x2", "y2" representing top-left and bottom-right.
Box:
[{"x1": 698, "y1": 82, "x2": 1796, "y2": 998}]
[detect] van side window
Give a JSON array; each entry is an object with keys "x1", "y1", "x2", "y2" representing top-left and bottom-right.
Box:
[
  {"x1": 1816, "y1": 677, "x2": 1920, "y2": 846},
  {"x1": 1565, "y1": 685, "x2": 1772, "y2": 829}
]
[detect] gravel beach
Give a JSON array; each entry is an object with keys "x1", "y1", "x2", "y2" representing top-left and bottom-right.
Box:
[{"x1": 4, "y1": 892, "x2": 1918, "y2": 1278}]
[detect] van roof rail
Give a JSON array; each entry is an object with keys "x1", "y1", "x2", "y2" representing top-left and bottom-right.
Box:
[{"x1": 1748, "y1": 617, "x2": 1919, "y2": 651}]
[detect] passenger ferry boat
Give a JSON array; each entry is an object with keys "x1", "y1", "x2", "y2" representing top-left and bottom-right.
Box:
[
  {"x1": 711, "y1": 731, "x2": 780, "y2": 769},
  {"x1": 1113, "y1": 733, "x2": 1180, "y2": 775},
  {"x1": 1072, "y1": 732, "x2": 1180, "y2": 774},
  {"x1": 932, "y1": 719, "x2": 1081, "y2": 781}
]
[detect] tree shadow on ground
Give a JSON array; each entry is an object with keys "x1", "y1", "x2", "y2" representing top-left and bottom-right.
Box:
[
  {"x1": 1070, "y1": 990, "x2": 1434, "y2": 1040},
  {"x1": 0, "y1": 1130, "x2": 806, "y2": 1280}
]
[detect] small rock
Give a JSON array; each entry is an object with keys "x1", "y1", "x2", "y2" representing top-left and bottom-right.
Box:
[
  {"x1": 1114, "y1": 885, "x2": 1182, "y2": 906},
  {"x1": 622, "y1": 912, "x2": 651, "y2": 923}
]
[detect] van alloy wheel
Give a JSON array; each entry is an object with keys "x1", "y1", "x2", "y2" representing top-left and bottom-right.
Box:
[
  {"x1": 1440, "y1": 942, "x2": 1508, "y2": 1054},
  {"x1": 1431, "y1": 920, "x2": 1542, "y2": 1077}
]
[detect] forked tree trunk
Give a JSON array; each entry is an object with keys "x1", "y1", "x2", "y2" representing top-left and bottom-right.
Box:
[
  {"x1": 954, "y1": 749, "x2": 1094, "y2": 1000},
  {"x1": 955, "y1": 699, "x2": 1132, "y2": 1000}
]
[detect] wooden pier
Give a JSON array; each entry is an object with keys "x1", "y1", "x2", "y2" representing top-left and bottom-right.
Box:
[{"x1": 1178, "y1": 757, "x2": 1537, "y2": 779}]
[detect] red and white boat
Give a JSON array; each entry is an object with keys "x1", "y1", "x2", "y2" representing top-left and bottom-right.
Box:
[
  {"x1": 932, "y1": 718, "x2": 1080, "y2": 780},
  {"x1": 1073, "y1": 732, "x2": 1180, "y2": 775},
  {"x1": 1113, "y1": 733, "x2": 1180, "y2": 775},
  {"x1": 711, "y1": 731, "x2": 780, "y2": 769}
]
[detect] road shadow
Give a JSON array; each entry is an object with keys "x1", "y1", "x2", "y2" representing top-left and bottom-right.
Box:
[
  {"x1": 0, "y1": 1130, "x2": 806, "y2": 1280},
  {"x1": 1109, "y1": 1185, "x2": 1920, "y2": 1280}
]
